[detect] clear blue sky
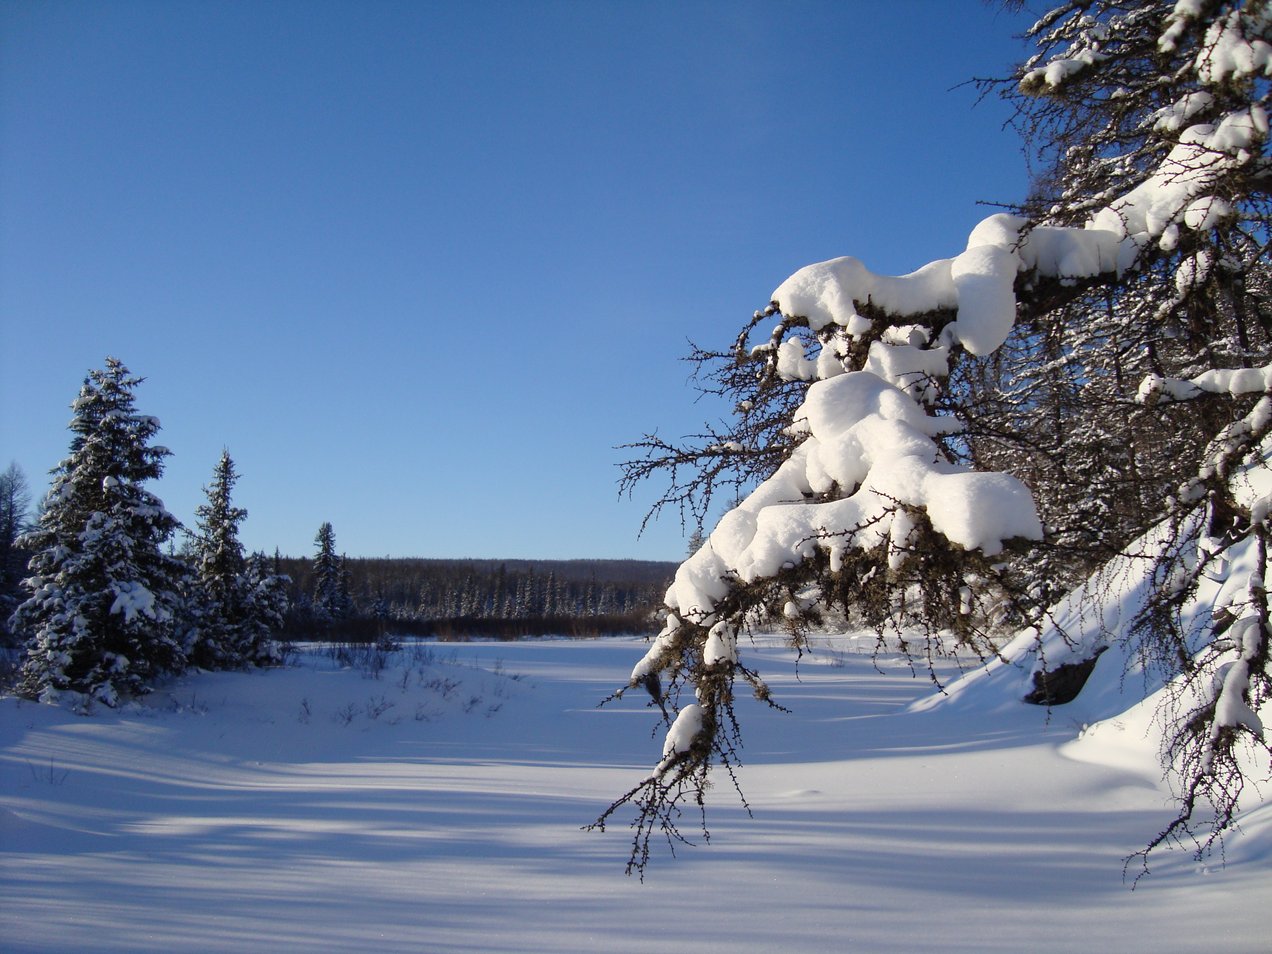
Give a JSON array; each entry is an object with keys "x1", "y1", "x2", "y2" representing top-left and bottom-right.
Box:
[{"x1": 1, "y1": 0, "x2": 1037, "y2": 561}]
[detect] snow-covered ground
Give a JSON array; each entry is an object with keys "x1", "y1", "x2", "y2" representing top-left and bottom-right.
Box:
[{"x1": 2, "y1": 634, "x2": 1269, "y2": 953}]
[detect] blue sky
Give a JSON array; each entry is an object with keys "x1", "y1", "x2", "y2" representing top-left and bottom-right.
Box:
[{"x1": 1, "y1": 0, "x2": 1037, "y2": 561}]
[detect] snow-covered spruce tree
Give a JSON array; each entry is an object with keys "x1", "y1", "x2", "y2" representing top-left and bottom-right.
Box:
[
  {"x1": 241, "y1": 550, "x2": 289, "y2": 663},
  {"x1": 599, "y1": 0, "x2": 1272, "y2": 877},
  {"x1": 189, "y1": 450, "x2": 249, "y2": 668},
  {"x1": 311, "y1": 522, "x2": 349, "y2": 626},
  {"x1": 12, "y1": 358, "x2": 191, "y2": 706},
  {"x1": 189, "y1": 450, "x2": 284, "y2": 667}
]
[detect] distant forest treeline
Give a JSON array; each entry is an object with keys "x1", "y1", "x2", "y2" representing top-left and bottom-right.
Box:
[{"x1": 277, "y1": 555, "x2": 676, "y2": 641}]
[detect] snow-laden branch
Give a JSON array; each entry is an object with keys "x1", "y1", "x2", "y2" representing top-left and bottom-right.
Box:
[
  {"x1": 677, "y1": 0, "x2": 1272, "y2": 644},
  {"x1": 1204, "y1": 608, "x2": 1267, "y2": 771},
  {"x1": 606, "y1": 0, "x2": 1272, "y2": 878},
  {"x1": 1139, "y1": 361, "x2": 1272, "y2": 404}
]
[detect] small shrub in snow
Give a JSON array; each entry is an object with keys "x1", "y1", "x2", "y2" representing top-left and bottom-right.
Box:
[{"x1": 333, "y1": 702, "x2": 360, "y2": 725}]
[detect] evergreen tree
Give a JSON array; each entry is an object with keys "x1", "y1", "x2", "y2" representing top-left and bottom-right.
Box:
[
  {"x1": 12, "y1": 358, "x2": 190, "y2": 706},
  {"x1": 311, "y1": 522, "x2": 344, "y2": 624},
  {"x1": 189, "y1": 450, "x2": 286, "y2": 667},
  {"x1": 190, "y1": 450, "x2": 249, "y2": 667},
  {"x1": 241, "y1": 550, "x2": 289, "y2": 664}
]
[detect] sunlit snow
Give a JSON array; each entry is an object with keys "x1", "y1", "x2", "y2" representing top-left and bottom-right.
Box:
[{"x1": 3, "y1": 637, "x2": 1269, "y2": 953}]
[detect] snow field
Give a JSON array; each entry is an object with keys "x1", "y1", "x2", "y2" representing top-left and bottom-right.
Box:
[{"x1": 2, "y1": 635, "x2": 1269, "y2": 953}]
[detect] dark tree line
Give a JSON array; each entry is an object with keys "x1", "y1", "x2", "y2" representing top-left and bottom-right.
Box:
[{"x1": 277, "y1": 551, "x2": 672, "y2": 641}]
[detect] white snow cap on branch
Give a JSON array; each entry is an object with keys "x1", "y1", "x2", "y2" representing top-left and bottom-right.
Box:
[
  {"x1": 1090, "y1": 111, "x2": 1267, "y2": 246},
  {"x1": 658, "y1": 703, "x2": 704, "y2": 773},
  {"x1": 1209, "y1": 614, "x2": 1266, "y2": 747},
  {"x1": 699, "y1": 173, "x2": 1235, "y2": 629},
  {"x1": 110, "y1": 581, "x2": 158, "y2": 623},
  {"x1": 770, "y1": 213, "x2": 1128, "y2": 382},
  {"x1": 665, "y1": 367, "x2": 1042, "y2": 620},
  {"x1": 1138, "y1": 361, "x2": 1272, "y2": 405},
  {"x1": 703, "y1": 621, "x2": 737, "y2": 665},
  {"x1": 768, "y1": 227, "x2": 1028, "y2": 360},
  {"x1": 773, "y1": 256, "x2": 957, "y2": 337}
]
